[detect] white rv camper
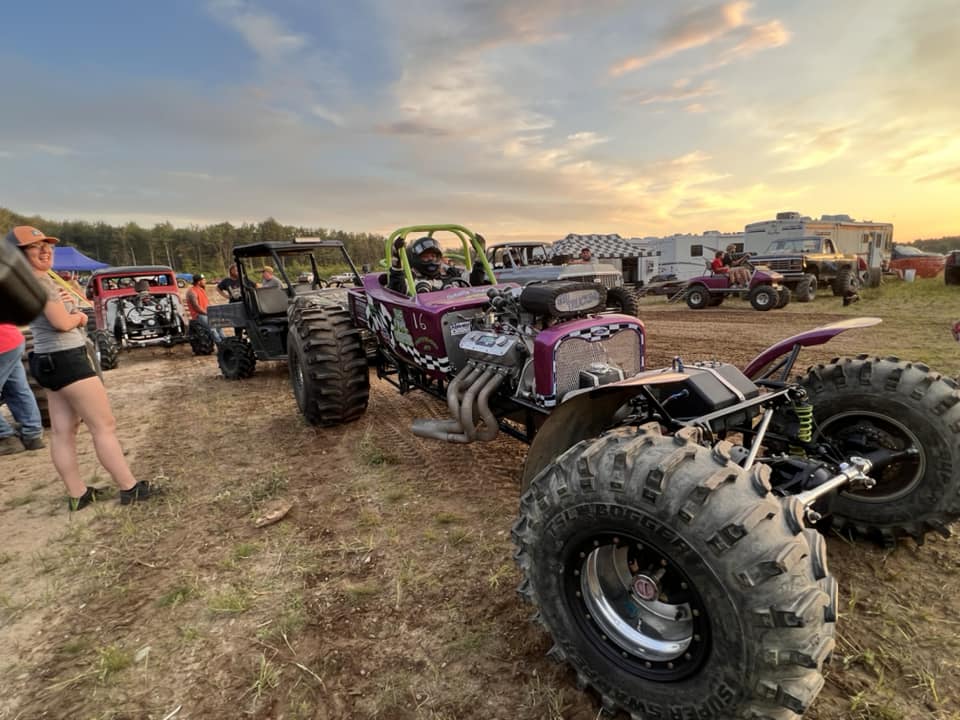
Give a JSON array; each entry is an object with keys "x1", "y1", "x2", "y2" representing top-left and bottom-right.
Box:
[
  {"x1": 743, "y1": 211, "x2": 893, "y2": 270},
  {"x1": 632, "y1": 230, "x2": 745, "y2": 282}
]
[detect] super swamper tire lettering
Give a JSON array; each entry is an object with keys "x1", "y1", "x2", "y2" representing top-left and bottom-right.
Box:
[
  {"x1": 512, "y1": 424, "x2": 835, "y2": 719},
  {"x1": 800, "y1": 355, "x2": 960, "y2": 543}
]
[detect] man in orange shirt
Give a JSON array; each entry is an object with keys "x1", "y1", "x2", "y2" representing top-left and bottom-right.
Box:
[{"x1": 185, "y1": 274, "x2": 223, "y2": 344}]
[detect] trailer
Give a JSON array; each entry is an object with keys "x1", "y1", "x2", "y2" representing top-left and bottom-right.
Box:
[{"x1": 629, "y1": 231, "x2": 744, "y2": 283}]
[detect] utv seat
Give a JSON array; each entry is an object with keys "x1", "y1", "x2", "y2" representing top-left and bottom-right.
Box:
[{"x1": 251, "y1": 287, "x2": 289, "y2": 317}]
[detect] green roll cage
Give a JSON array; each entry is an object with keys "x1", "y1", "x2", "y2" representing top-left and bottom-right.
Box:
[{"x1": 384, "y1": 224, "x2": 498, "y2": 298}]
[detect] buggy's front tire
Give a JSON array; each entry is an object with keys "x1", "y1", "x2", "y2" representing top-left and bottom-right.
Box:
[
  {"x1": 287, "y1": 300, "x2": 369, "y2": 427},
  {"x1": 513, "y1": 425, "x2": 835, "y2": 720}
]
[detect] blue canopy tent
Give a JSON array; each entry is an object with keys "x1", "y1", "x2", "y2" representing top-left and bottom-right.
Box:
[{"x1": 52, "y1": 246, "x2": 109, "y2": 272}]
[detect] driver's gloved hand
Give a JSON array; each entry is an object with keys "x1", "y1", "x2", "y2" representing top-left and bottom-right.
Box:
[{"x1": 391, "y1": 237, "x2": 405, "y2": 269}]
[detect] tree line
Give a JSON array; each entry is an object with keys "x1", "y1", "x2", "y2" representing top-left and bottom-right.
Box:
[{"x1": 0, "y1": 207, "x2": 387, "y2": 276}]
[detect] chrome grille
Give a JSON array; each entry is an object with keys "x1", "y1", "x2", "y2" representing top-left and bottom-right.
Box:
[
  {"x1": 554, "y1": 329, "x2": 643, "y2": 400},
  {"x1": 755, "y1": 258, "x2": 802, "y2": 274}
]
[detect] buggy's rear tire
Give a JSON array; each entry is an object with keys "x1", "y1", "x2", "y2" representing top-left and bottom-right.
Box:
[
  {"x1": 606, "y1": 286, "x2": 640, "y2": 317},
  {"x1": 19, "y1": 329, "x2": 50, "y2": 428},
  {"x1": 795, "y1": 275, "x2": 817, "y2": 303},
  {"x1": 799, "y1": 356, "x2": 960, "y2": 544},
  {"x1": 92, "y1": 330, "x2": 119, "y2": 370},
  {"x1": 188, "y1": 320, "x2": 215, "y2": 356},
  {"x1": 287, "y1": 299, "x2": 369, "y2": 427},
  {"x1": 217, "y1": 337, "x2": 256, "y2": 380},
  {"x1": 513, "y1": 425, "x2": 835, "y2": 720},
  {"x1": 684, "y1": 285, "x2": 710, "y2": 310},
  {"x1": 748, "y1": 284, "x2": 778, "y2": 311}
]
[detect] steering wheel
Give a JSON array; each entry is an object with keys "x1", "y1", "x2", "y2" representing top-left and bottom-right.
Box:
[{"x1": 441, "y1": 277, "x2": 470, "y2": 289}]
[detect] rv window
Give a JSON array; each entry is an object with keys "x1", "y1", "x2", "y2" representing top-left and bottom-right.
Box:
[{"x1": 690, "y1": 244, "x2": 703, "y2": 257}]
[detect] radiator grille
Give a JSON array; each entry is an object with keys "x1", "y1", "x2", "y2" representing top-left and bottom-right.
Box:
[
  {"x1": 754, "y1": 258, "x2": 803, "y2": 274},
  {"x1": 554, "y1": 329, "x2": 642, "y2": 400}
]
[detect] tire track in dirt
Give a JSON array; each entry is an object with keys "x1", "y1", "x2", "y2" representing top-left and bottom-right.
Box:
[{"x1": 365, "y1": 377, "x2": 527, "y2": 488}]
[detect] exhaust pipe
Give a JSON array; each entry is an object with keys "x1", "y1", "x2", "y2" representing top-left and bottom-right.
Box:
[{"x1": 411, "y1": 364, "x2": 507, "y2": 443}]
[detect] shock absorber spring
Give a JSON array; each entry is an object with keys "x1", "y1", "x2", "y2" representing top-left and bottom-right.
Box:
[{"x1": 789, "y1": 401, "x2": 813, "y2": 455}]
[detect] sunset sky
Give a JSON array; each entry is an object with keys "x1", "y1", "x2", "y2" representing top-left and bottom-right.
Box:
[{"x1": 2, "y1": 1, "x2": 958, "y2": 242}]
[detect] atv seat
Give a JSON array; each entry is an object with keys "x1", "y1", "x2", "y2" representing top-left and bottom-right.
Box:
[{"x1": 251, "y1": 287, "x2": 289, "y2": 316}]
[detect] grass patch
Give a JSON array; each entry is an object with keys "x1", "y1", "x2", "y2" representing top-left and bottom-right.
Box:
[
  {"x1": 248, "y1": 653, "x2": 281, "y2": 701},
  {"x1": 156, "y1": 580, "x2": 200, "y2": 609},
  {"x1": 434, "y1": 511, "x2": 463, "y2": 526},
  {"x1": 343, "y1": 580, "x2": 380, "y2": 601},
  {"x1": 207, "y1": 586, "x2": 253, "y2": 614},
  {"x1": 358, "y1": 430, "x2": 398, "y2": 466},
  {"x1": 232, "y1": 542, "x2": 261, "y2": 561},
  {"x1": 96, "y1": 644, "x2": 132, "y2": 682}
]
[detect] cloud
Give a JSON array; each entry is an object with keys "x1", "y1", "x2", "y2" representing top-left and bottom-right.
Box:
[
  {"x1": 207, "y1": 0, "x2": 306, "y2": 62},
  {"x1": 704, "y1": 19, "x2": 789, "y2": 69},
  {"x1": 375, "y1": 120, "x2": 450, "y2": 137},
  {"x1": 915, "y1": 166, "x2": 960, "y2": 184},
  {"x1": 769, "y1": 124, "x2": 851, "y2": 172},
  {"x1": 311, "y1": 105, "x2": 345, "y2": 127},
  {"x1": 609, "y1": 1, "x2": 751, "y2": 75},
  {"x1": 32, "y1": 144, "x2": 76, "y2": 156},
  {"x1": 621, "y1": 80, "x2": 718, "y2": 106}
]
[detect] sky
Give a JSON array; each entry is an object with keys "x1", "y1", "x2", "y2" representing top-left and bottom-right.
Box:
[{"x1": 2, "y1": 0, "x2": 959, "y2": 243}]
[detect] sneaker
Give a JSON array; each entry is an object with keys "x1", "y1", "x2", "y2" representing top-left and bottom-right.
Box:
[
  {"x1": 119, "y1": 480, "x2": 163, "y2": 505},
  {"x1": 68, "y1": 486, "x2": 107, "y2": 512},
  {"x1": 0, "y1": 436, "x2": 24, "y2": 455},
  {"x1": 21, "y1": 435, "x2": 45, "y2": 451}
]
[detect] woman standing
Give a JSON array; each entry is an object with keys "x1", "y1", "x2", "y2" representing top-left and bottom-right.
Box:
[{"x1": 7, "y1": 226, "x2": 159, "y2": 511}]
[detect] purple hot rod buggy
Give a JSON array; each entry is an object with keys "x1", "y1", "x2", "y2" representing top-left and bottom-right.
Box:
[{"x1": 283, "y1": 224, "x2": 960, "y2": 720}]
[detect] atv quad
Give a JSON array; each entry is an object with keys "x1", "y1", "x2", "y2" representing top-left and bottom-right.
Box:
[
  {"x1": 302, "y1": 223, "x2": 960, "y2": 719},
  {"x1": 208, "y1": 240, "x2": 371, "y2": 426}
]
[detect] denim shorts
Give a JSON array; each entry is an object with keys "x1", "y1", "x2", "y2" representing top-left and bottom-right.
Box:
[{"x1": 28, "y1": 346, "x2": 96, "y2": 391}]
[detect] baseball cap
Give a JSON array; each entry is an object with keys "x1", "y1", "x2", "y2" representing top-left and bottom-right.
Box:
[
  {"x1": 6, "y1": 226, "x2": 59, "y2": 247},
  {"x1": 192, "y1": 273, "x2": 204, "y2": 283}
]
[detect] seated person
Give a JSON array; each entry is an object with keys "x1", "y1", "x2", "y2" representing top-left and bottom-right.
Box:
[
  {"x1": 723, "y1": 245, "x2": 752, "y2": 286},
  {"x1": 388, "y1": 236, "x2": 462, "y2": 293},
  {"x1": 711, "y1": 251, "x2": 751, "y2": 286}
]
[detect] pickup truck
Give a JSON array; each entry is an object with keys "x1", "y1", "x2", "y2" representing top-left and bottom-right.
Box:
[{"x1": 748, "y1": 236, "x2": 860, "y2": 301}]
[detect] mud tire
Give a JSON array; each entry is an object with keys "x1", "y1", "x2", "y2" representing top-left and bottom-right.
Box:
[
  {"x1": 830, "y1": 268, "x2": 860, "y2": 297},
  {"x1": 287, "y1": 299, "x2": 369, "y2": 426},
  {"x1": 92, "y1": 330, "x2": 119, "y2": 371},
  {"x1": 776, "y1": 286, "x2": 792, "y2": 309},
  {"x1": 799, "y1": 356, "x2": 960, "y2": 544},
  {"x1": 217, "y1": 337, "x2": 256, "y2": 380},
  {"x1": 188, "y1": 320, "x2": 215, "y2": 356},
  {"x1": 606, "y1": 287, "x2": 640, "y2": 317},
  {"x1": 685, "y1": 285, "x2": 710, "y2": 310},
  {"x1": 749, "y1": 284, "x2": 778, "y2": 311},
  {"x1": 513, "y1": 425, "x2": 835, "y2": 720},
  {"x1": 795, "y1": 275, "x2": 817, "y2": 303}
]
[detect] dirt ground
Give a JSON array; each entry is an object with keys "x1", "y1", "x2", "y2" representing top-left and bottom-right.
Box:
[{"x1": 1, "y1": 298, "x2": 959, "y2": 720}]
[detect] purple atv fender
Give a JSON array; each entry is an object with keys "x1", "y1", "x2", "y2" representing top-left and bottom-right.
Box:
[{"x1": 743, "y1": 316, "x2": 882, "y2": 379}]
